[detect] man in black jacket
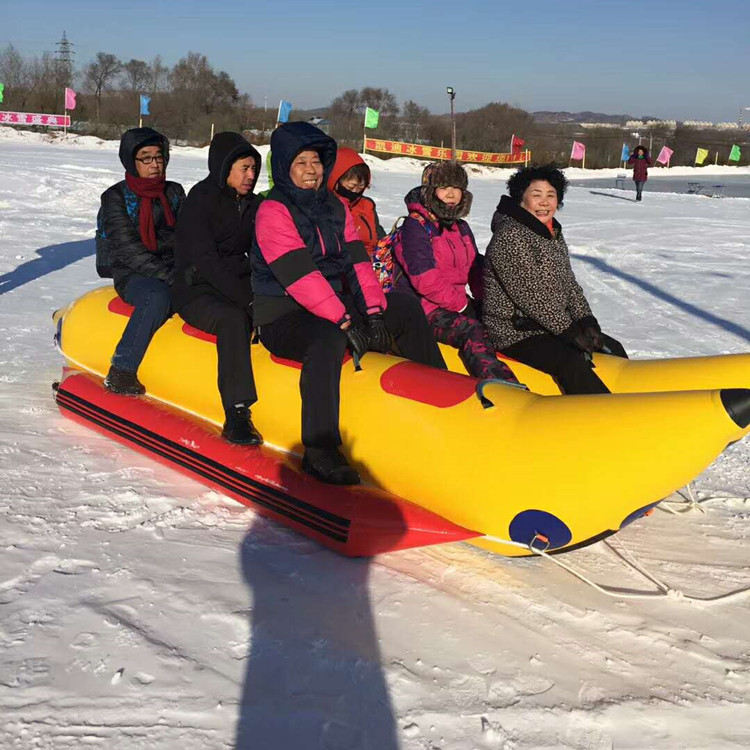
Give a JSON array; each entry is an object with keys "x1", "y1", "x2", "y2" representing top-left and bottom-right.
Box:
[
  {"x1": 97, "y1": 127, "x2": 185, "y2": 395},
  {"x1": 173, "y1": 132, "x2": 262, "y2": 445}
]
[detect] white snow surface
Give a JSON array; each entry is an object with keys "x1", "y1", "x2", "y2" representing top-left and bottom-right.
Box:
[{"x1": 1, "y1": 127, "x2": 749, "y2": 749}]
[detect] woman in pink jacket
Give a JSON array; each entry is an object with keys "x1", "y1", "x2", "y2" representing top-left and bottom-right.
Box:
[
  {"x1": 395, "y1": 162, "x2": 518, "y2": 384},
  {"x1": 627, "y1": 145, "x2": 653, "y2": 201},
  {"x1": 252, "y1": 123, "x2": 444, "y2": 485}
]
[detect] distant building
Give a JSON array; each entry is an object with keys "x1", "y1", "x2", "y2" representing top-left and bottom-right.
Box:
[{"x1": 308, "y1": 116, "x2": 330, "y2": 133}]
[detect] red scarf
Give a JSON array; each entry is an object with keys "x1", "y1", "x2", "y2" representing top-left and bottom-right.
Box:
[{"x1": 124, "y1": 173, "x2": 175, "y2": 252}]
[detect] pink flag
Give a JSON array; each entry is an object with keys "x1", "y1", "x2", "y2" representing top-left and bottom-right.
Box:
[
  {"x1": 570, "y1": 141, "x2": 586, "y2": 160},
  {"x1": 64, "y1": 88, "x2": 77, "y2": 111},
  {"x1": 656, "y1": 145, "x2": 673, "y2": 164}
]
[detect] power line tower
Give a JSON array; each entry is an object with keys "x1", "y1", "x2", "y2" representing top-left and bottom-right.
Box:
[{"x1": 54, "y1": 31, "x2": 75, "y2": 88}]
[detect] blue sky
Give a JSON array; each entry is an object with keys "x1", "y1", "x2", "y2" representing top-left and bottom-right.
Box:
[{"x1": 5, "y1": 0, "x2": 750, "y2": 121}]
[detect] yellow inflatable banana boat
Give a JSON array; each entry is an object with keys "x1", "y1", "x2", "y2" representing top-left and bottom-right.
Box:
[
  {"x1": 53, "y1": 287, "x2": 750, "y2": 557},
  {"x1": 440, "y1": 345, "x2": 750, "y2": 399}
]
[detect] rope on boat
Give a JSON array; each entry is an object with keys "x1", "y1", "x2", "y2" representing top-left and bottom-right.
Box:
[{"x1": 481, "y1": 530, "x2": 750, "y2": 605}]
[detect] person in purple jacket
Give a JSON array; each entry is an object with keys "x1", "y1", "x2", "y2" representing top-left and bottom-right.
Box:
[
  {"x1": 394, "y1": 161, "x2": 519, "y2": 384},
  {"x1": 627, "y1": 145, "x2": 653, "y2": 201}
]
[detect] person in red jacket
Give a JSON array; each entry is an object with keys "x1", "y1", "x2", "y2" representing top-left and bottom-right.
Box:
[
  {"x1": 627, "y1": 145, "x2": 653, "y2": 202},
  {"x1": 327, "y1": 147, "x2": 385, "y2": 258}
]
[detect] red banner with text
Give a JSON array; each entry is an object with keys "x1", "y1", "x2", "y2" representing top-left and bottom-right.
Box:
[
  {"x1": 365, "y1": 138, "x2": 530, "y2": 165},
  {"x1": 0, "y1": 111, "x2": 71, "y2": 127}
]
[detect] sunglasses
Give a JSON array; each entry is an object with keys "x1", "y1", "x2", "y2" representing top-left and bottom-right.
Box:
[{"x1": 135, "y1": 155, "x2": 165, "y2": 164}]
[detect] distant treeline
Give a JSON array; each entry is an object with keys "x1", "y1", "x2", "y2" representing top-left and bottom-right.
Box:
[{"x1": 1, "y1": 43, "x2": 748, "y2": 168}]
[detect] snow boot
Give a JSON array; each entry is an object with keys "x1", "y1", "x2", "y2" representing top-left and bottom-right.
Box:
[
  {"x1": 302, "y1": 447, "x2": 360, "y2": 486},
  {"x1": 222, "y1": 403, "x2": 263, "y2": 446},
  {"x1": 104, "y1": 365, "x2": 146, "y2": 395}
]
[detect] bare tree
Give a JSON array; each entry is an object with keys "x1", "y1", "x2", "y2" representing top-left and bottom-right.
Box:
[
  {"x1": 0, "y1": 45, "x2": 30, "y2": 108},
  {"x1": 121, "y1": 59, "x2": 150, "y2": 93},
  {"x1": 27, "y1": 52, "x2": 59, "y2": 112},
  {"x1": 330, "y1": 89, "x2": 360, "y2": 116},
  {"x1": 329, "y1": 87, "x2": 400, "y2": 144},
  {"x1": 359, "y1": 87, "x2": 399, "y2": 118},
  {"x1": 456, "y1": 102, "x2": 534, "y2": 152},
  {"x1": 401, "y1": 99, "x2": 431, "y2": 142},
  {"x1": 149, "y1": 55, "x2": 169, "y2": 93},
  {"x1": 170, "y1": 52, "x2": 238, "y2": 115},
  {"x1": 82, "y1": 52, "x2": 121, "y2": 121},
  {"x1": 0, "y1": 44, "x2": 28, "y2": 89}
]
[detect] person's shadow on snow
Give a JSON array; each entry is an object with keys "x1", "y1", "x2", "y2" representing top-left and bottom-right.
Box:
[
  {"x1": 235, "y1": 460, "x2": 400, "y2": 750},
  {"x1": 0, "y1": 239, "x2": 95, "y2": 296},
  {"x1": 588, "y1": 190, "x2": 637, "y2": 202},
  {"x1": 572, "y1": 254, "x2": 750, "y2": 344}
]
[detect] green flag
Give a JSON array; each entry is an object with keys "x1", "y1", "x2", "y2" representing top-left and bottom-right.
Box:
[
  {"x1": 0, "y1": 83, "x2": 4, "y2": 103},
  {"x1": 364, "y1": 107, "x2": 379, "y2": 129},
  {"x1": 695, "y1": 147, "x2": 709, "y2": 165},
  {"x1": 729, "y1": 144, "x2": 741, "y2": 162}
]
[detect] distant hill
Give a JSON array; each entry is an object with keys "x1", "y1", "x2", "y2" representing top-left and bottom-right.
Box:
[
  {"x1": 532, "y1": 110, "x2": 660, "y2": 125},
  {"x1": 294, "y1": 106, "x2": 330, "y2": 118}
]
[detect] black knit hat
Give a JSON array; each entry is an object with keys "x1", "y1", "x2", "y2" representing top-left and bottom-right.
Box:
[{"x1": 420, "y1": 161, "x2": 472, "y2": 221}]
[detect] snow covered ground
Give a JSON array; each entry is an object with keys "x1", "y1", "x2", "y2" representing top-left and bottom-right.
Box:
[{"x1": 1, "y1": 127, "x2": 749, "y2": 749}]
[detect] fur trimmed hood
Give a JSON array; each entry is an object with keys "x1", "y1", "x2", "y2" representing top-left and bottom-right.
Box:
[{"x1": 417, "y1": 161, "x2": 473, "y2": 222}]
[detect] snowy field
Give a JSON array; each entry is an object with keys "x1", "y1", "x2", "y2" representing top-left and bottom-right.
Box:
[{"x1": 1, "y1": 127, "x2": 749, "y2": 749}]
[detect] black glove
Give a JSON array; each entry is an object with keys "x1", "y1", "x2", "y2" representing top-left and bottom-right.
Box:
[
  {"x1": 560, "y1": 322, "x2": 595, "y2": 354},
  {"x1": 577, "y1": 316, "x2": 603, "y2": 351},
  {"x1": 367, "y1": 313, "x2": 391, "y2": 353},
  {"x1": 344, "y1": 323, "x2": 370, "y2": 360},
  {"x1": 583, "y1": 326, "x2": 604, "y2": 352}
]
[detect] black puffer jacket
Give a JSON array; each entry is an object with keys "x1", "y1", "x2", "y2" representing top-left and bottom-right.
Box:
[
  {"x1": 98, "y1": 128, "x2": 185, "y2": 297},
  {"x1": 172, "y1": 132, "x2": 261, "y2": 311},
  {"x1": 482, "y1": 195, "x2": 596, "y2": 350}
]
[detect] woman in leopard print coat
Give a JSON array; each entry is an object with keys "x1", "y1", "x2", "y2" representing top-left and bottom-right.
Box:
[{"x1": 482, "y1": 165, "x2": 626, "y2": 394}]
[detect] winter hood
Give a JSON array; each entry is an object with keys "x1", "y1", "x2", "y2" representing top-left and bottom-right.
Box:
[
  {"x1": 208, "y1": 132, "x2": 261, "y2": 191},
  {"x1": 269, "y1": 122, "x2": 337, "y2": 201},
  {"x1": 326, "y1": 147, "x2": 370, "y2": 191},
  {"x1": 118, "y1": 127, "x2": 170, "y2": 177}
]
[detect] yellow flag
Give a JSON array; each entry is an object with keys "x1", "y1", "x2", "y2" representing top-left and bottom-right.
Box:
[{"x1": 695, "y1": 148, "x2": 709, "y2": 165}]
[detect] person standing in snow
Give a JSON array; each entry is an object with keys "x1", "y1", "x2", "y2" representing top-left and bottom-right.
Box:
[
  {"x1": 252, "y1": 123, "x2": 445, "y2": 486},
  {"x1": 482, "y1": 165, "x2": 627, "y2": 394},
  {"x1": 627, "y1": 145, "x2": 653, "y2": 202},
  {"x1": 393, "y1": 161, "x2": 519, "y2": 385},
  {"x1": 172, "y1": 132, "x2": 263, "y2": 446},
  {"x1": 97, "y1": 127, "x2": 185, "y2": 396}
]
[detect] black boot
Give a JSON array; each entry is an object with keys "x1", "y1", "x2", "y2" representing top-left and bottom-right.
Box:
[
  {"x1": 302, "y1": 447, "x2": 360, "y2": 486},
  {"x1": 222, "y1": 404, "x2": 263, "y2": 446},
  {"x1": 104, "y1": 365, "x2": 145, "y2": 395}
]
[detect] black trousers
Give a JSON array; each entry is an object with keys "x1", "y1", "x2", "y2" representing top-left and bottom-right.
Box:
[
  {"x1": 502, "y1": 333, "x2": 626, "y2": 395},
  {"x1": 635, "y1": 180, "x2": 645, "y2": 200},
  {"x1": 179, "y1": 293, "x2": 257, "y2": 412},
  {"x1": 260, "y1": 292, "x2": 445, "y2": 449}
]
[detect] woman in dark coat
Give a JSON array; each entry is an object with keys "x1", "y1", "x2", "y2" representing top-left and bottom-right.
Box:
[
  {"x1": 252, "y1": 122, "x2": 445, "y2": 485},
  {"x1": 627, "y1": 145, "x2": 653, "y2": 201},
  {"x1": 482, "y1": 165, "x2": 626, "y2": 394},
  {"x1": 97, "y1": 127, "x2": 184, "y2": 395}
]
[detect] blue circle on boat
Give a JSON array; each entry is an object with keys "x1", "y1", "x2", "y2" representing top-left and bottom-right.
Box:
[
  {"x1": 619, "y1": 502, "x2": 659, "y2": 529},
  {"x1": 508, "y1": 510, "x2": 572, "y2": 550}
]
